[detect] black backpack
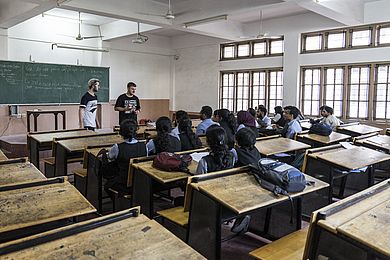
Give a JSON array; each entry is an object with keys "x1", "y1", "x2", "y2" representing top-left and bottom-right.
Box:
[{"x1": 309, "y1": 122, "x2": 332, "y2": 136}]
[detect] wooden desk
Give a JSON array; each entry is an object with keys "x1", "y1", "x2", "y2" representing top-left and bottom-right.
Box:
[
  {"x1": 54, "y1": 133, "x2": 122, "y2": 176},
  {"x1": 28, "y1": 129, "x2": 94, "y2": 168},
  {"x1": 314, "y1": 145, "x2": 390, "y2": 203},
  {"x1": 187, "y1": 171, "x2": 328, "y2": 260},
  {"x1": 0, "y1": 161, "x2": 45, "y2": 187},
  {"x1": 0, "y1": 208, "x2": 205, "y2": 259},
  {"x1": 26, "y1": 109, "x2": 66, "y2": 132},
  {"x1": 132, "y1": 159, "x2": 198, "y2": 218},
  {"x1": 0, "y1": 150, "x2": 7, "y2": 161},
  {"x1": 298, "y1": 132, "x2": 351, "y2": 147},
  {"x1": 355, "y1": 134, "x2": 390, "y2": 154},
  {"x1": 255, "y1": 137, "x2": 310, "y2": 156},
  {"x1": 304, "y1": 180, "x2": 390, "y2": 260},
  {"x1": 0, "y1": 178, "x2": 96, "y2": 243},
  {"x1": 337, "y1": 124, "x2": 382, "y2": 137}
]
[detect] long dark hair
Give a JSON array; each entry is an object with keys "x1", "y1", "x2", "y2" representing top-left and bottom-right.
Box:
[
  {"x1": 216, "y1": 109, "x2": 237, "y2": 133},
  {"x1": 179, "y1": 118, "x2": 201, "y2": 149},
  {"x1": 236, "y1": 128, "x2": 257, "y2": 151},
  {"x1": 206, "y1": 126, "x2": 233, "y2": 168},
  {"x1": 154, "y1": 116, "x2": 172, "y2": 152},
  {"x1": 119, "y1": 119, "x2": 138, "y2": 140}
]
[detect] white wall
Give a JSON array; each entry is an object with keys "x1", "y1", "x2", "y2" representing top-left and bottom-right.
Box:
[
  {"x1": 364, "y1": 0, "x2": 390, "y2": 23},
  {"x1": 0, "y1": 28, "x2": 7, "y2": 60}
]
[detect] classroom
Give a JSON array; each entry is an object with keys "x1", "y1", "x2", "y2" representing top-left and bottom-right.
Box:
[{"x1": 0, "y1": 0, "x2": 389, "y2": 259}]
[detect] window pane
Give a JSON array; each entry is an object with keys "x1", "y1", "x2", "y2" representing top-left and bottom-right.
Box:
[
  {"x1": 270, "y1": 40, "x2": 283, "y2": 54},
  {"x1": 238, "y1": 43, "x2": 250, "y2": 57},
  {"x1": 351, "y1": 30, "x2": 371, "y2": 47},
  {"x1": 328, "y1": 32, "x2": 345, "y2": 49},
  {"x1": 378, "y1": 27, "x2": 390, "y2": 45},
  {"x1": 377, "y1": 66, "x2": 389, "y2": 83},
  {"x1": 253, "y1": 42, "x2": 266, "y2": 55},
  {"x1": 305, "y1": 35, "x2": 322, "y2": 51},
  {"x1": 223, "y1": 45, "x2": 234, "y2": 58},
  {"x1": 349, "y1": 101, "x2": 358, "y2": 118}
]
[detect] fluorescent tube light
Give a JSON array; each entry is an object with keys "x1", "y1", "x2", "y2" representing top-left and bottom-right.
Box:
[
  {"x1": 51, "y1": 43, "x2": 109, "y2": 52},
  {"x1": 184, "y1": 15, "x2": 228, "y2": 28}
]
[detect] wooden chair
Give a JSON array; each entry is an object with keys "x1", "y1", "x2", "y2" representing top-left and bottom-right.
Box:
[{"x1": 249, "y1": 227, "x2": 308, "y2": 260}]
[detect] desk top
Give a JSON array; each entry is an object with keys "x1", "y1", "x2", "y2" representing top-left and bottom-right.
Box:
[
  {"x1": 337, "y1": 124, "x2": 382, "y2": 135},
  {"x1": 355, "y1": 135, "x2": 390, "y2": 153},
  {"x1": 316, "y1": 180, "x2": 390, "y2": 257},
  {"x1": 316, "y1": 146, "x2": 390, "y2": 170},
  {"x1": 0, "y1": 181, "x2": 96, "y2": 234},
  {"x1": 195, "y1": 172, "x2": 328, "y2": 215},
  {"x1": 0, "y1": 162, "x2": 45, "y2": 187},
  {"x1": 26, "y1": 109, "x2": 66, "y2": 114},
  {"x1": 255, "y1": 137, "x2": 311, "y2": 156},
  {"x1": 0, "y1": 212, "x2": 205, "y2": 259},
  {"x1": 300, "y1": 132, "x2": 350, "y2": 145},
  {"x1": 57, "y1": 134, "x2": 123, "y2": 152},
  {"x1": 86, "y1": 146, "x2": 112, "y2": 157},
  {"x1": 0, "y1": 150, "x2": 7, "y2": 161},
  {"x1": 133, "y1": 160, "x2": 198, "y2": 183},
  {"x1": 29, "y1": 129, "x2": 96, "y2": 143}
]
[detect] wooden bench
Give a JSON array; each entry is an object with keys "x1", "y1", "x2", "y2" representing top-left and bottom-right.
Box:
[{"x1": 249, "y1": 227, "x2": 308, "y2": 260}]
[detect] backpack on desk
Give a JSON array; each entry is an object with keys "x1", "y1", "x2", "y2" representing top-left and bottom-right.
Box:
[
  {"x1": 309, "y1": 122, "x2": 332, "y2": 136},
  {"x1": 152, "y1": 152, "x2": 192, "y2": 172}
]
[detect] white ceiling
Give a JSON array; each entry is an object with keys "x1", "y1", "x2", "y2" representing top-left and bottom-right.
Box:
[{"x1": 0, "y1": 0, "x2": 387, "y2": 41}]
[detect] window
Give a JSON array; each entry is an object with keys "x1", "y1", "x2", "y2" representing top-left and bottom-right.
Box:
[
  {"x1": 220, "y1": 69, "x2": 283, "y2": 112},
  {"x1": 301, "y1": 63, "x2": 390, "y2": 122},
  {"x1": 220, "y1": 37, "x2": 284, "y2": 60},
  {"x1": 301, "y1": 22, "x2": 390, "y2": 53},
  {"x1": 374, "y1": 65, "x2": 390, "y2": 119}
]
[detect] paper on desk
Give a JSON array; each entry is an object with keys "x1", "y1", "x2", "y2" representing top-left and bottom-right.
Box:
[
  {"x1": 274, "y1": 164, "x2": 295, "y2": 172},
  {"x1": 190, "y1": 152, "x2": 209, "y2": 162},
  {"x1": 340, "y1": 142, "x2": 354, "y2": 149}
]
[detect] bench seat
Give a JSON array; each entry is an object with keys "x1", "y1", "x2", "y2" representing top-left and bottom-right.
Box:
[{"x1": 157, "y1": 206, "x2": 189, "y2": 227}]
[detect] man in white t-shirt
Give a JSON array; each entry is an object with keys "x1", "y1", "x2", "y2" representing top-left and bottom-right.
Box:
[
  {"x1": 79, "y1": 78, "x2": 100, "y2": 131},
  {"x1": 319, "y1": 105, "x2": 341, "y2": 130}
]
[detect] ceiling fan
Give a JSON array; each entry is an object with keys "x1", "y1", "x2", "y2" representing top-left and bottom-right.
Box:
[
  {"x1": 132, "y1": 22, "x2": 149, "y2": 44},
  {"x1": 239, "y1": 10, "x2": 281, "y2": 40},
  {"x1": 74, "y1": 12, "x2": 103, "y2": 41},
  {"x1": 137, "y1": 0, "x2": 176, "y2": 20}
]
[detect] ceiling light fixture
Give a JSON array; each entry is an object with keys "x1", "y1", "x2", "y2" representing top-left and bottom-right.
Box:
[
  {"x1": 51, "y1": 43, "x2": 109, "y2": 52},
  {"x1": 184, "y1": 15, "x2": 228, "y2": 28}
]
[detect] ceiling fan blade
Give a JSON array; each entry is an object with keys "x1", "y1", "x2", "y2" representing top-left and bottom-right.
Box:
[
  {"x1": 136, "y1": 12, "x2": 166, "y2": 18},
  {"x1": 81, "y1": 36, "x2": 103, "y2": 39}
]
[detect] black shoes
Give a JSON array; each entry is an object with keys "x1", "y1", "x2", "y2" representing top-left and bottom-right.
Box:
[{"x1": 231, "y1": 215, "x2": 251, "y2": 234}]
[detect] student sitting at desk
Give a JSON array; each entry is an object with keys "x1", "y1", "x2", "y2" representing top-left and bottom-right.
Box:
[
  {"x1": 213, "y1": 108, "x2": 237, "y2": 149},
  {"x1": 274, "y1": 106, "x2": 302, "y2": 139},
  {"x1": 196, "y1": 126, "x2": 236, "y2": 174},
  {"x1": 196, "y1": 106, "x2": 219, "y2": 135},
  {"x1": 146, "y1": 116, "x2": 181, "y2": 155},
  {"x1": 272, "y1": 106, "x2": 286, "y2": 127},
  {"x1": 248, "y1": 108, "x2": 260, "y2": 128},
  {"x1": 171, "y1": 110, "x2": 188, "y2": 140},
  {"x1": 106, "y1": 119, "x2": 147, "y2": 192},
  {"x1": 233, "y1": 128, "x2": 261, "y2": 167},
  {"x1": 237, "y1": 110, "x2": 258, "y2": 136},
  {"x1": 178, "y1": 118, "x2": 202, "y2": 151},
  {"x1": 313, "y1": 105, "x2": 341, "y2": 130},
  {"x1": 256, "y1": 106, "x2": 272, "y2": 129}
]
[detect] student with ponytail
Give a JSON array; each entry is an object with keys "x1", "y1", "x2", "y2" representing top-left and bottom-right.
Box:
[
  {"x1": 196, "y1": 125, "x2": 236, "y2": 174},
  {"x1": 146, "y1": 116, "x2": 181, "y2": 155},
  {"x1": 178, "y1": 118, "x2": 202, "y2": 151},
  {"x1": 214, "y1": 109, "x2": 237, "y2": 150}
]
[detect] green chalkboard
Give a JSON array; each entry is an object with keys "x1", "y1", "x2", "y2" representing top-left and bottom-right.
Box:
[{"x1": 0, "y1": 60, "x2": 109, "y2": 104}]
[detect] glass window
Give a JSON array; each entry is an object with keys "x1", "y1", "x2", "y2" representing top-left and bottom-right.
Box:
[
  {"x1": 348, "y1": 66, "x2": 370, "y2": 118},
  {"x1": 269, "y1": 70, "x2": 283, "y2": 109},
  {"x1": 378, "y1": 27, "x2": 390, "y2": 45},
  {"x1": 375, "y1": 65, "x2": 390, "y2": 119},
  {"x1": 327, "y1": 32, "x2": 346, "y2": 49},
  {"x1": 270, "y1": 40, "x2": 283, "y2": 54},
  {"x1": 223, "y1": 45, "x2": 235, "y2": 59},
  {"x1": 237, "y1": 43, "x2": 250, "y2": 57},
  {"x1": 252, "y1": 71, "x2": 266, "y2": 109},
  {"x1": 253, "y1": 42, "x2": 266, "y2": 56},
  {"x1": 305, "y1": 35, "x2": 322, "y2": 51},
  {"x1": 302, "y1": 68, "x2": 321, "y2": 116},
  {"x1": 351, "y1": 29, "x2": 371, "y2": 47},
  {"x1": 325, "y1": 68, "x2": 344, "y2": 117},
  {"x1": 220, "y1": 72, "x2": 235, "y2": 111}
]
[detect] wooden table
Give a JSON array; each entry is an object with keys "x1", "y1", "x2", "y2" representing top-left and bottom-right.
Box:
[
  {"x1": 0, "y1": 160, "x2": 45, "y2": 187},
  {"x1": 304, "y1": 180, "x2": 390, "y2": 260},
  {"x1": 337, "y1": 124, "x2": 382, "y2": 137},
  {"x1": 28, "y1": 128, "x2": 94, "y2": 168},
  {"x1": 54, "y1": 133, "x2": 122, "y2": 177},
  {"x1": 355, "y1": 134, "x2": 390, "y2": 153},
  {"x1": 0, "y1": 150, "x2": 7, "y2": 161},
  {"x1": 132, "y1": 159, "x2": 198, "y2": 218},
  {"x1": 255, "y1": 137, "x2": 311, "y2": 156},
  {"x1": 26, "y1": 109, "x2": 66, "y2": 132},
  {"x1": 0, "y1": 208, "x2": 205, "y2": 259},
  {"x1": 187, "y1": 171, "x2": 329, "y2": 260},
  {"x1": 0, "y1": 178, "x2": 96, "y2": 243},
  {"x1": 298, "y1": 132, "x2": 351, "y2": 147},
  {"x1": 315, "y1": 146, "x2": 390, "y2": 203}
]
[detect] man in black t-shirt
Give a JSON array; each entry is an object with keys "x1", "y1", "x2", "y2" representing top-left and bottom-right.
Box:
[{"x1": 114, "y1": 82, "x2": 141, "y2": 124}]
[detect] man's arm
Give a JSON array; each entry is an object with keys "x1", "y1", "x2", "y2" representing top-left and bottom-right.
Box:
[{"x1": 79, "y1": 107, "x2": 85, "y2": 128}]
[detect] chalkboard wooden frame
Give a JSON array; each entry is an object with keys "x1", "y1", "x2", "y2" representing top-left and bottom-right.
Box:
[{"x1": 0, "y1": 60, "x2": 109, "y2": 104}]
